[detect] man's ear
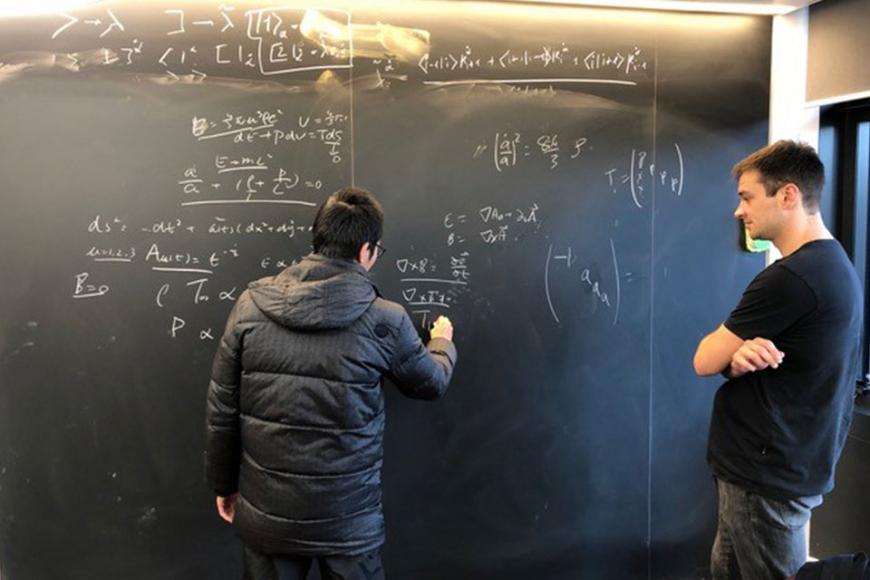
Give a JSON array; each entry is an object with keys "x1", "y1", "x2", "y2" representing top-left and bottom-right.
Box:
[
  {"x1": 780, "y1": 183, "x2": 801, "y2": 210},
  {"x1": 356, "y1": 242, "x2": 370, "y2": 263},
  {"x1": 357, "y1": 242, "x2": 376, "y2": 267}
]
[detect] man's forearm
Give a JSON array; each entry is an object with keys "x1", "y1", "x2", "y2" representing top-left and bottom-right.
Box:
[{"x1": 693, "y1": 324, "x2": 744, "y2": 377}]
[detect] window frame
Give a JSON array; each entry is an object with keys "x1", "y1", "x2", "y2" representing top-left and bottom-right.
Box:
[{"x1": 820, "y1": 99, "x2": 870, "y2": 393}]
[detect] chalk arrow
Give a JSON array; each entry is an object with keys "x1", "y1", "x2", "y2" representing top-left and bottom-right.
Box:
[{"x1": 52, "y1": 13, "x2": 79, "y2": 40}]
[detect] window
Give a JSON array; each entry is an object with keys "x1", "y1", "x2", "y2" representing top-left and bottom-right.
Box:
[{"x1": 820, "y1": 99, "x2": 870, "y2": 394}]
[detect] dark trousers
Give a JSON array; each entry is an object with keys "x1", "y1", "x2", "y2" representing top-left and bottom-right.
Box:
[
  {"x1": 243, "y1": 546, "x2": 385, "y2": 580},
  {"x1": 711, "y1": 478, "x2": 822, "y2": 580}
]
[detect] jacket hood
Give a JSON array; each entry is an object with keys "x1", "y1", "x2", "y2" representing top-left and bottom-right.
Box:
[{"x1": 248, "y1": 254, "x2": 377, "y2": 330}]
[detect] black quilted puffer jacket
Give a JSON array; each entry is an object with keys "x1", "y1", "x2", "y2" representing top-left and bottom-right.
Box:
[{"x1": 205, "y1": 253, "x2": 457, "y2": 556}]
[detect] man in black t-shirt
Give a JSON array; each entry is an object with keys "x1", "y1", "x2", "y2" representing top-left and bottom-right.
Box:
[{"x1": 694, "y1": 141, "x2": 862, "y2": 580}]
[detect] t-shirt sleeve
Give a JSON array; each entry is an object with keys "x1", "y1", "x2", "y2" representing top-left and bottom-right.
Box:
[{"x1": 724, "y1": 264, "x2": 817, "y2": 340}]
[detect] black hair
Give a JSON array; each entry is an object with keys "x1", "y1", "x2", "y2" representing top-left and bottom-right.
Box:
[{"x1": 311, "y1": 186, "x2": 384, "y2": 260}]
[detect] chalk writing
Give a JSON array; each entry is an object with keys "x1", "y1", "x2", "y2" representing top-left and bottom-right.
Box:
[
  {"x1": 32, "y1": 4, "x2": 669, "y2": 349},
  {"x1": 605, "y1": 143, "x2": 686, "y2": 208},
  {"x1": 46, "y1": 6, "x2": 354, "y2": 83},
  {"x1": 73, "y1": 272, "x2": 109, "y2": 299},
  {"x1": 87, "y1": 215, "x2": 127, "y2": 234},
  {"x1": 396, "y1": 257, "x2": 435, "y2": 274},
  {"x1": 86, "y1": 246, "x2": 135, "y2": 262},
  {"x1": 417, "y1": 45, "x2": 648, "y2": 78},
  {"x1": 207, "y1": 217, "x2": 310, "y2": 238},
  {"x1": 477, "y1": 133, "x2": 591, "y2": 172},
  {"x1": 544, "y1": 240, "x2": 621, "y2": 326},
  {"x1": 52, "y1": 9, "x2": 125, "y2": 41},
  {"x1": 191, "y1": 109, "x2": 347, "y2": 164}
]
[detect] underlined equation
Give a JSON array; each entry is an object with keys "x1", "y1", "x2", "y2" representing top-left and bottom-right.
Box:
[
  {"x1": 411, "y1": 44, "x2": 649, "y2": 91},
  {"x1": 179, "y1": 106, "x2": 346, "y2": 208},
  {"x1": 397, "y1": 215, "x2": 473, "y2": 327},
  {"x1": 417, "y1": 45, "x2": 647, "y2": 78},
  {"x1": 544, "y1": 240, "x2": 622, "y2": 327},
  {"x1": 396, "y1": 258, "x2": 463, "y2": 319},
  {"x1": 191, "y1": 107, "x2": 347, "y2": 162},
  {"x1": 74, "y1": 237, "x2": 244, "y2": 307},
  {"x1": 47, "y1": 6, "x2": 353, "y2": 82},
  {"x1": 80, "y1": 215, "x2": 245, "y2": 273},
  {"x1": 604, "y1": 143, "x2": 685, "y2": 209},
  {"x1": 474, "y1": 132, "x2": 591, "y2": 172}
]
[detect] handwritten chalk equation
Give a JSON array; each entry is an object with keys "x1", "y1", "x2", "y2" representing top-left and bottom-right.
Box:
[
  {"x1": 86, "y1": 246, "x2": 136, "y2": 262},
  {"x1": 418, "y1": 45, "x2": 648, "y2": 77},
  {"x1": 190, "y1": 108, "x2": 347, "y2": 165},
  {"x1": 76, "y1": 206, "x2": 316, "y2": 349},
  {"x1": 72, "y1": 272, "x2": 109, "y2": 299},
  {"x1": 396, "y1": 257, "x2": 435, "y2": 275},
  {"x1": 52, "y1": 9, "x2": 125, "y2": 41},
  {"x1": 50, "y1": 7, "x2": 353, "y2": 82},
  {"x1": 87, "y1": 215, "x2": 127, "y2": 234},
  {"x1": 258, "y1": 256, "x2": 303, "y2": 271},
  {"x1": 479, "y1": 203, "x2": 542, "y2": 244},
  {"x1": 167, "y1": 316, "x2": 216, "y2": 341},
  {"x1": 474, "y1": 132, "x2": 589, "y2": 172},
  {"x1": 145, "y1": 242, "x2": 238, "y2": 273},
  {"x1": 207, "y1": 217, "x2": 311, "y2": 238},
  {"x1": 544, "y1": 240, "x2": 621, "y2": 326},
  {"x1": 605, "y1": 143, "x2": 685, "y2": 209},
  {"x1": 155, "y1": 277, "x2": 239, "y2": 308},
  {"x1": 178, "y1": 163, "x2": 325, "y2": 206}
]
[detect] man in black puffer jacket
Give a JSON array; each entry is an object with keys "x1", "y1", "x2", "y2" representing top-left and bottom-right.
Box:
[{"x1": 205, "y1": 187, "x2": 457, "y2": 580}]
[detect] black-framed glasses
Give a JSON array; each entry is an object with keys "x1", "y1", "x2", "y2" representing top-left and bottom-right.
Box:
[{"x1": 375, "y1": 242, "x2": 386, "y2": 257}]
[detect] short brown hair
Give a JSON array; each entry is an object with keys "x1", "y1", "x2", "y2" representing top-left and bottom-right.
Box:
[{"x1": 732, "y1": 140, "x2": 825, "y2": 212}]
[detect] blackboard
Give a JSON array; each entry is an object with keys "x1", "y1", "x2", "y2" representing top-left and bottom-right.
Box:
[{"x1": 0, "y1": 3, "x2": 771, "y2": 579}]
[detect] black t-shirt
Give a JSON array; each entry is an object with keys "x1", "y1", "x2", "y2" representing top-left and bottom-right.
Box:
[{"x1": 707, "y1": 239, "x2": 863, "y2": 499}]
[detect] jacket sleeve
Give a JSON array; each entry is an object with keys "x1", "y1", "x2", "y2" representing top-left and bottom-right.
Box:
[
  {"x1": 386, "y1": 311, "x2": 457, "y2": 400},
  {"x1": 204, "y1": 297, "x2": 245, "y2": 496}
]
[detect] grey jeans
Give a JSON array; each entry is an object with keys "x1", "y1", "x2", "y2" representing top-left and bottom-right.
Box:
[{"x1": 711, "y1": 478, "x2": 823, "y2": 580}]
